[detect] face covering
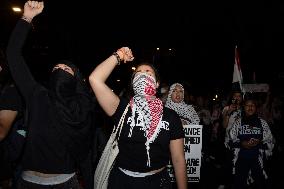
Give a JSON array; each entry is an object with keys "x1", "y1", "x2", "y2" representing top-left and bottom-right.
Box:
[
  {"x1": 132, "y1": 73, "x2": 157, "y2": 96},
  {"x1": 130, "y1": 73, "x2": 163, "y2": 167},
  {"x1": 49, "y1": 69, "x2": 77, "y2": 100},
  {"x1": 48, "y1": 64, "x2": 93, "y2": 165}
]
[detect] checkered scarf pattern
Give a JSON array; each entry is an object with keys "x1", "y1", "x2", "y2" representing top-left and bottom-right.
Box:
[
  {"x1": 165, "y1": 83, "x2": 199, "y2": 124},
  {"x1": 130, "y1": 73, "x2": 163, "y2": 166}
]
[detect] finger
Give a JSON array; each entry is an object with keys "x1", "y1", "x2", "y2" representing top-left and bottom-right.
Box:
[
  {"x1": 28, "y1": 1, "x2": 32, "y2": 7},
  {"x1": 35, "y1": 1, "x2": 39, "y2": 8},
  {"x1": 122, "y1": 47, "x2": 127, "y2": 54},
  {"x1": 24, "y1": 2, "x2": 28, "y2": 9},
  {"x1": 40, "y1": 1, "x2": 44, "y2": 9},
  {"x1": 36, "y1": 1, "x2": 41, "y2": 9},
  {"x1": 33, "y1": 1, "x2": 38, "y2": 8},
  {"x1": 31, "y1": 1, "x2": 35, "y2": 8},
  {"x1": 38, "y1": 2, "x2": 44, "y2": 12},
  {"x1": 34, "y1": 1, "x2": 39, "y2": 8}
]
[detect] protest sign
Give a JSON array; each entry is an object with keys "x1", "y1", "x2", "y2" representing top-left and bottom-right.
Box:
[{"x1": 167, "y1": 125, "x2": 202, "y2": 182}]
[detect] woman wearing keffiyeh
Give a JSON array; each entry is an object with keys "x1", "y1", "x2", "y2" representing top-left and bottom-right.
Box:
[
  {"x1": 165, "y1": 83, "x2": 200, "y2": 126},
  {"x1": 89, "y1": 47, "x2": 187, "y2": 189},
  {"x1": 229, "y1": 97, "x2": 274, "y2": 189}
]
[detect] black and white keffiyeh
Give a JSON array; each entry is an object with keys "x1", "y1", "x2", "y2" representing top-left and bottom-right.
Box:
[
  {"x1": 165, "y1": 83, "x2": 200, "y2": 125},
  {"x1": 129, "y1": 73, "x2": 164, "y2": 167},
  {"x1": 229, "y1": 116, "x2": 274, "y2": 178}
]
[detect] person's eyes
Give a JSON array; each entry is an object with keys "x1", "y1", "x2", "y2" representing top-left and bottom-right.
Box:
[{"x1": 146, "y1": 70, "x2": 154, "y2": 76}]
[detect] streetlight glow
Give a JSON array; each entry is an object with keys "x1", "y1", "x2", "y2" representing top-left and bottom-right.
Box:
[{"x1": 12, "y1": 7, "x2": 21, "y2": 12}]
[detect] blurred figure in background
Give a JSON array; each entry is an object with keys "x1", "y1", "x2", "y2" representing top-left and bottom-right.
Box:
[
  {"x1": 229, "y1": 96, "x2": 274, "y2": 189},
  {"x1": 165, "y1": 83, "x2": 200, "y2": 126}
]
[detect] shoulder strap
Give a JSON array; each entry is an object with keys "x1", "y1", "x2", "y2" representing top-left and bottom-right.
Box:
[{"x1": 115, "y1": 103, "x2": 130, "y2": 141}]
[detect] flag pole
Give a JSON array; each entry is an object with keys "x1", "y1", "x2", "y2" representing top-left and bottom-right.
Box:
[{"x1": 232, "y1": 45, "x2": 245, "y2": 97}]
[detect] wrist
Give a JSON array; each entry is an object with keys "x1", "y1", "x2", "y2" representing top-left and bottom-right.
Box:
[
  {"x1": 21, "y1": 15, "x2": 33, "y2": 23},
  {"x1": 116, "y1": 50, "x2": 124, "y2": 60},
  {"x1": 112, "y1": 52, "x2": 121, "y2": 65}
]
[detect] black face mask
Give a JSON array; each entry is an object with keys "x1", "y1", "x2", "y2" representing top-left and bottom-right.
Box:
[{"x1": 49, "y1": 69, "x2": 77, "y2": 100}]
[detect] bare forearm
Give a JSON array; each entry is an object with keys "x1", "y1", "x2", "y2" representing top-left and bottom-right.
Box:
[
  {"x1": 173, "y1": 160, "x2": 187, "y2": 189},
  {"x1": 88, "y1": 47, "x2": 133, "y2": 116},
  {"x1": 222, "y1": 114, "x2": 229, "y2": 128},
  {"x1": 89, "y1": 55, "x2": 118, "y2": 83},
  {"x1": 88, "y1": 55, "x2": 120, "y2": 116}
]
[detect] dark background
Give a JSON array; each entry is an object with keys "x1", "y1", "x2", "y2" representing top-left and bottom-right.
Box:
[{"x1": 1, "y1": 0, "x2": 284, "y2": 96}]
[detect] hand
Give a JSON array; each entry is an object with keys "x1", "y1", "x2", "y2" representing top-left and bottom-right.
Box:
[
  {"x1": 229, "y1": 104, "x2": 237, "y2": 112},
  {"x1": 248, "y1": 138, "x2": 260, "y2": 146},
  {"x1": 116, "y1": 47, "x2": 134, "y2": 63},
  {"x1": 181, "y1": 119, "x2": 188, "y2": 126},
  {"x1": 23, "y1": 1, "x2": 44, "y2": 21},
  {"x1": 241, "y1": 140, "x2": 252, "y2": 149},
  {"x1": 242, "y1": 139, "x2": 260, "y2": 149}
]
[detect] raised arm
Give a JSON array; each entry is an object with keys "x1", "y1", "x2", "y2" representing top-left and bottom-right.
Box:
[
  {"x1": 88, "y1": 47, "x2": 134, "y2": 116},
  {"x1": 6, "y1": 1, "x2": 44, "y2": 100}
]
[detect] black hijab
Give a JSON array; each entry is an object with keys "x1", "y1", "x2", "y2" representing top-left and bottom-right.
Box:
[{"x1": 49, "y1": 60, "x2": 93, "y2": 162}]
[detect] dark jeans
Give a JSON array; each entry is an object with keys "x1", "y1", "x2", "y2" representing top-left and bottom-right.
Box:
[
  {"x1": 108, "y1": 167, "x2": 172, "y2": 189},
  {"x1": 17, "y1": 175, "x2": 81, "y2": 189},
  {"x1": 232, "y1": 157, "x2": 266, "y2": 189},
  {"x1": 218, "y1": 147, "x2": 234, "y2": 188}
]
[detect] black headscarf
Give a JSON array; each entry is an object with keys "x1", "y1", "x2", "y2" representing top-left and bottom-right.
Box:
[{"x1": 49, "y1": 60, "x2": 93, "y2": 162}]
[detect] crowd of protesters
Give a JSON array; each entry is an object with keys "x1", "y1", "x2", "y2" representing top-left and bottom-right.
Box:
[{"x1": 0, "y1": 1, "x2": 284, "y2": 189}]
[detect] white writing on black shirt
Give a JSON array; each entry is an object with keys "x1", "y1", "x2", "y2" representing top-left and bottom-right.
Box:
[{"x1": 239, "y1": 125, "x2": 261, "y2": 135}]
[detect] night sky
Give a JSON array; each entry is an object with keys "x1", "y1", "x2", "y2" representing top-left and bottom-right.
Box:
[{"x1": 1, "y1": 0, "x2": 284, "y2": 95}]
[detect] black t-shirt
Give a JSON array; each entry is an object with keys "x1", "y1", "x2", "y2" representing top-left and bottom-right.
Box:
[
  {"x1": 0, "y1": 84, "x2": 26, "y2": 163},
  {"x1": 112, "y1": 98, "x2": 184, "y2": 172},
  {"x1": 0, "y1": 85, "x2": 24, "y2": 173}
]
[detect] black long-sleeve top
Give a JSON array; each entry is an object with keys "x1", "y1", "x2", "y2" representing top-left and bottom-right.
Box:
[{"x1": 6, "y1": 19, "x2": 76, "y2": 174}]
